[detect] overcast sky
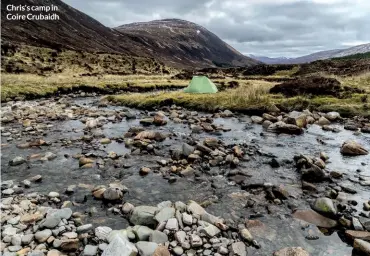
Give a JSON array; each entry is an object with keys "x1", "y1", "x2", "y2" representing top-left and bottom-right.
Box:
[{"x1": 62, "y1": 0, "x2": 370, "y2": 58}]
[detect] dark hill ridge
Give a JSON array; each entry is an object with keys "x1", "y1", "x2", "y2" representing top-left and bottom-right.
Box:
[
  {"x1": 1, "y1": 0, "x2": 150, "y2": 55},
  {"x1": 1, "y1": 0, "x2": 259, "y2": 68},
  {"x1": 116, "y1": 19, "x2": 258, "y2": 68}
]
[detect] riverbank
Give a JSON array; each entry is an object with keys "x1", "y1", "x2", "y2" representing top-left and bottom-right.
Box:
[{"x1": 1, "y1": 95, "x2": 369, "y2": 255}]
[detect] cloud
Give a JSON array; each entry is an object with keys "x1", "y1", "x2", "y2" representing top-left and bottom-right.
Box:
[{"x1": 62, "y1": 0, "x2": 370, "y2": 57}]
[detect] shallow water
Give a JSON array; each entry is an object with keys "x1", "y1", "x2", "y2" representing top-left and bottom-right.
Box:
[{"x1": 1, "y1": 96, "x2": 369, "y2": 255}]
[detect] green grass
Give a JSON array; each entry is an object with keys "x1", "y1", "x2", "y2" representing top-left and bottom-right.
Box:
[
  {"x1": 106, "y1": 74, "x2": 370, "y2": 117},
  {"x1": 106, "y1": 80, "x2": 275, "y2": 112},
  {"x1": 1, "y1": 73, "x2": 188, "y2": 100}
]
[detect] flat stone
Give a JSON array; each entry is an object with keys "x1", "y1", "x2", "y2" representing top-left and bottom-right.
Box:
[
  {"x1": 102, "y1": 235, "x2": 138, "y2": 256},
  {"x1": 136, "y1": 241, "x2": 158, "y2": 256},
  {"x1": 77, "y1": 224, "x2": 93, "y2": 233},
  {"x1": 200, "y1": 223, "x2": 221, "y2": 238},
  {"x1": 175, "y1": 231, "x2": 186, "y2": 244},
  {"x1": 155, "y1": 207, "x2": 175, "y2": 223},
  {"x1": 47, "y1": 208, "x2": 73, "y2": 220},
  {"x1": 21, "y1": 234, "x2": 34, "y2": 245},
  {"x1": 95, "y1": 226, "x2": 112, "y2": 241},
  {"x1": 173, "y1": 246, "x2": 184, "y2": 255},
  {"x1": 190, "y1": 234, "x2": 202, "y2": 248},
  {"x1": 41, "y1": 215, "x2": 61, "y2": 229},
  {"x1": 133, "y1": 225, "x2": 154, "y2": 241},
  {"x1": 182, "y1": 212, "x2": 193, "y2": 225},
  {"x1": 345, "y1": 230, "x2": 370, "y2": 241},
  {"x1": 83, "y1": 245, "x2": 98, "y2": 256},
  {"x1": 130, "y1": 206, "x2": 158, "y2": 226},
  {"x1": 63, "y1": 232, "x2": 78, "y2": 239},
  {"x1": 187, "y1": 201, "x2": 206, "y2": 216},
  {"x1": 153, "y1": 246, "x2": 170, "y2": 256},
  {"x1": 149, "y1": 230, "x2": 168, "y2": 244},
  {"x1": 60, "y1": 238, "x2": 80, "y2": 251},
  {"x1": 35, "y1": 229, "x2": 52, "y2": 242},
  {"x1": 165, "y1": 218, "x2": 178, "y2": 231},
  {"x1": 293, "y1": 209, "x2": 337, "y2": 228},
  {"x1": 230, "y1": 242, "x2": 247, "y2": 256}
]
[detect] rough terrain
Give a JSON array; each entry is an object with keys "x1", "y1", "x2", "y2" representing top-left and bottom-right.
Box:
[{"x1": 1, "y1": 93, "x2": 370, "y2": 256}]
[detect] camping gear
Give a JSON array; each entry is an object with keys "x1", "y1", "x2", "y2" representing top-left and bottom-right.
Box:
[{"x1": 183, "y1": 76, "x2": 218, "y2": 93}]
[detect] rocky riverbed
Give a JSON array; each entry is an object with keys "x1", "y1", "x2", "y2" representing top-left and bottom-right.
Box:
[{"x1": 1, "y1": 93, "x2": 370, "y2": 256}]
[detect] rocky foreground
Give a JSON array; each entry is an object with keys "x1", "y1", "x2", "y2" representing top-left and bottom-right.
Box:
[{"x1": 1, "y1": 94, "x2": 370, "y2": 255}]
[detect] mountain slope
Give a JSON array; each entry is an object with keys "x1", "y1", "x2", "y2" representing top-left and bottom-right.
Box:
[
  {"x1": 115, "y1": 19, "x2": 259, "y2": 68},
  {"x1": 1, "y1": 0, "x2": 146, "y2": 55},
  {"x1": 253, "y1": 43, "x2": 370, "y2": 64},
  {"x1": 1, "y1": 1, "x2": 258, "y2": 68}
]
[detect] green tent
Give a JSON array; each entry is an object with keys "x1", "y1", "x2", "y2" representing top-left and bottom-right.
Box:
[{"x1": 184, "y1": 76, "x2": 218, "y2": 93}]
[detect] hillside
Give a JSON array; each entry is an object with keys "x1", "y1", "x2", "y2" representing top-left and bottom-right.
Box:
[
  {"x1": 252, "y1": 43, "x2": 370, "y2": 64},
  {"x1": 116, "y1": 19, "x2": 259, "y2": 68},
  {"x1": 1, "y1": 1, "x2": 258, "y2": 69}
]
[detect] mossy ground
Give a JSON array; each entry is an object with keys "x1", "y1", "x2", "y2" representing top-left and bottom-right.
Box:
[
  {"x1": 2, "y1": 48, "x2": 369, "y2": 117},
  {"x1": 107, "y1": 72, "x2": 370, "y2": 117}
]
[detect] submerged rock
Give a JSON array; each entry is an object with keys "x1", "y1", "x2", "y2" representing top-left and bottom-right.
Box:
[
  {"x1": 340, "y1": 140, "x2": 368, "y2": 156},
  {"x1": 273, "y1": 247, "x2": 310, "y2": 256},
  {"x1": 293, "y1": 209, "x2": 337, "y2": 228},
  {"x1": 312, "y1": 197, "x2": 337, "y2": 216}
]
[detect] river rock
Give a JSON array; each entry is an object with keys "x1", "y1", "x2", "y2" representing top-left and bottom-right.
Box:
[
  {"x1": 102, "y1": 235, "x2": 138, "y2": 256},
  {"x1": 133, "y1": 225, "x2": 153, "y2": 241},
  {"x1": 301, "y1": 164, "x2": 326, "y2": 182},
  {"x1": 312, "y1": 197, "x2": 337, "y2": 216},
  {"x1": 149, "y1": 230, "x2": 168, "y2": 244},
  {"x1": 251, "y1": 116, "x2": 263, "y2": 124},
  {"x1": 200, "y1": 223, "x2": 221, "y2": 237},
  {"x1": 155, "y1": 207, "x2": 175, "y2": 223},
  {"x1": 182, "y1": 212, "x2": 193, "y2": 225},
  {"x1": 35, "y1": 229, "x2": 52, "y2": 242},
  {"x1": 325, "y1": 112, "x2": 340, "y2": 121},
  {"x1": 239, "y1": 228, "x2": 253, "y2": 243},
  {"x1": 230, "y1": 242, "x2": 247, "y2": 256},
  {"x1": 135, "y1": 131, "x2": 166, "y2": 141},
  {"x1": 340, "y1": 140, "x2": 368, "y2": 156},
  {"x1": 268, "y1": 121, "x2": 303, "y2": 135},
  {"x1": 95, "y1": 226, "x2": 112, "y2": 241},
  {"x1": 136, "y1": 241, "x2": 158, "y2": 256},
  {"x1": 103, "y1": 187, "x2": 123, "y2": 201},
  {"x1": 83, "y1": 245, "x2": 98, "y2": 256},
  {"x1": 273, "y1": 247, "x2": 309, "y2": 256},
  {"x1": 354, "y1": 239, "x2": 370, "y2": 254},
  {"x1": 40, "y1": 215, "x2": 61, "y2": 229},
  {"x1": 130, "y1": 206, "x2": 158, "y2": 226},
  {"x1": 153, "y1": 246, "x2": 170, "y2": 256},
  {"x1": 182, "y1": 143, "x2": 195, "y2": 157},
  {"x1": 293, "y1": 209, "x2": 337, "y2": 228},
  {"x1": 9, "y1": 156, "x2": 26, "y2": 166},
  {"x1": 165, "y1": 218, "x2": 179, "y2": 231},
  {"x1": 77, "y1": 224, "x2": 93, "y2": 233},
  {"x1": 345, "y1": 230, "x2": 370, "y2": 241},
  {"x1": 187, "y1": 201, "x2": 206, "y2": 216},
  {"x1": 317, "y1": 116, "x2": 331, "y2": 126}
]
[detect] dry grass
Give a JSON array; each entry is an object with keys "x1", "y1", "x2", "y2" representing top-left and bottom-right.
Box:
[{"x1": 106, "y1": 80, "x2": 276, "y2": 111}]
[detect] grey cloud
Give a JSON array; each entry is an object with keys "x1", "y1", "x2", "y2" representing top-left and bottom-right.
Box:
[{"x1": 62, "y1": 0, "x2": 370, "y2": 57}]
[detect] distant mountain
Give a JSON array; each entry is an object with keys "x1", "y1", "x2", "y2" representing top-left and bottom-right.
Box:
[
  {"x1": 1, "y1": 0, "x2": 259, "y2": 69},
  {"x1": 115, "y1": 19, "x2": 259, "y2": 68},
  {"x1": 252, "y1": 43, "x2": 370, "y2": 64}
]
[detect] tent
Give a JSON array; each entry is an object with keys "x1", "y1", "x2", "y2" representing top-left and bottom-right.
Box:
[{"x1": 183, "y1": 76, "x2": 218, "y2": 93}]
